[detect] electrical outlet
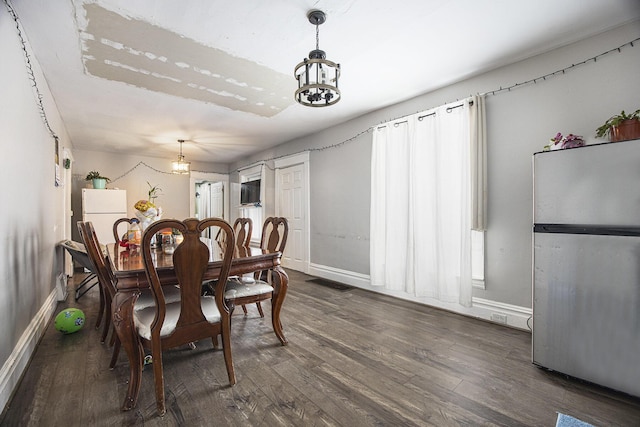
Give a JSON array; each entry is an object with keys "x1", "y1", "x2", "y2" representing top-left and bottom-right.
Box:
[{"x1": 491, "y1": 313, "x2": 508, "y2": 324}]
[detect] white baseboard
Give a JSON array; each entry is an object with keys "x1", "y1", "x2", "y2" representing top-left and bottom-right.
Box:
[
  {"x1": 0, "y1": 289, "x2": 58, "y2": 414},
  {"x1": 307, "y1": 263, "x2": 532, "y2": 331},
  {"x1": 471, "y1": 297, "x2": 532, "y2": 331},
  {"x1": 307, "y1": 263, "x2": 371, "y2": 288}
]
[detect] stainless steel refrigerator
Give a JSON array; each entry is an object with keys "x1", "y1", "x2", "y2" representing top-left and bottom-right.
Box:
[
  {"x1": 532, "y1": 139, "x2": 640, "y2": 398},
  {"x1": 82, "y1": 188, "x2": 127, "y2": 245}
]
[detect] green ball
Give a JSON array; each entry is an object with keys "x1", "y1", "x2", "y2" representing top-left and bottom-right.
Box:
[{"x1": 54, "y1": 308, "x2": 85, "y2": 334}]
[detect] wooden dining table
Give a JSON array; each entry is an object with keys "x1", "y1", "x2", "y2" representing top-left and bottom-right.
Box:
[{"x1": 108, "y1": 241, "x2": 289, "y2": 411}]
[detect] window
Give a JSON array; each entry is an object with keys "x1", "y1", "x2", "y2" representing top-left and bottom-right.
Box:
[{"x1": 370, "y1": 96, "x2": 486, "y2": 306}]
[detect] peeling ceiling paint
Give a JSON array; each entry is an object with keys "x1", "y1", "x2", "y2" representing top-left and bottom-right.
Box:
[
  {"x1": 12, "y1": 0, "x2": 640, "y2": 163},
  {"x1": 80, "y1": 3, "x2": 294, "y2": 117}
]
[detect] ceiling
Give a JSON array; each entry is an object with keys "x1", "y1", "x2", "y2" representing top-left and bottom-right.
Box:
[{"x1": 13, "y1": 0, "x2": 640, "y2": 164}]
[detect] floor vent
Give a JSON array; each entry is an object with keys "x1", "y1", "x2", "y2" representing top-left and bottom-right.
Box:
[{"x1": 306, "y1": 278, "x2": 354, "y2": 291}]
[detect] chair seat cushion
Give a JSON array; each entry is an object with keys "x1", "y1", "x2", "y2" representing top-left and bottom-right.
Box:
[
  {"x1": 134, "y1": 295, "x2": 221, "y2": 340},
  {"x1": 134, "y1": 285, "x2": 181, "y2": 311},
  {"x1": 224, "y1": 277, "x2": 273, "y2": 299}
]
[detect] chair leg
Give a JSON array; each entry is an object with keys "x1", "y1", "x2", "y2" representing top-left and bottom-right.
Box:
[
  {"x1": 96, "y1": 282, "x2": 105, "y2": 329},
  {"x1": 256, "y1": 302, "x2": 264, "y2": 318},
  {"x1": 152, "y1": 346, "x2": 166, "y2": 416},
  {"x1": 241, "y1": 305, "x2": 248, "y2": 315},
  {"x1": 101, "y1": 294, "x2": 112, "y2": 344},
  {"x1": 220, "y1": 318, "x2": 236, "y2": 385},
  {"x1": 109, "y1": 327, "x2": 117, "y2": 347},
  {"x1": 109, "y1": 336, "x2": 121, "y2": 369}
]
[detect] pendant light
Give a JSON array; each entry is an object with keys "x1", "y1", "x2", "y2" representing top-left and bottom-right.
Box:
[
  {"x1": 171, "y1": 139, "x2": 190, "y2": 175},
  {"x1": 294, "y1": 10, "x2": 341, "y2": 107}
]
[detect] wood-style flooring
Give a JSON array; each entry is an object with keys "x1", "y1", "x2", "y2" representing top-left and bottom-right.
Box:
[{"x1": 1, "y1": 269, "x2": 639, "y2": 426}]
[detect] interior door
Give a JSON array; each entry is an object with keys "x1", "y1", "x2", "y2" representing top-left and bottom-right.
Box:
[
  {"x1": 277, "y1": 163, "x2": 306, "y2": 271},
  {"x1": 210, "y1": 182, "x2": 224, "y2": 218}
]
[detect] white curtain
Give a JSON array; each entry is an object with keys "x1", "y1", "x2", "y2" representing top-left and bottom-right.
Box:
[{"x1": 371, "y1": 97, "x2": 484, "y2": 306}]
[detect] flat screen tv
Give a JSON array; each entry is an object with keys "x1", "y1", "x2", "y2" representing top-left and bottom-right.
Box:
[{"x1": 241, "y1": 179, "x2": 261, "y2": 205}]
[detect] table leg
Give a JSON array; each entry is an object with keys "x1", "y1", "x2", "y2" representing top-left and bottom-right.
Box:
[
  {"x1": 112, "y1": 290, "x2": 144, "y2": 411},
  {"x1": 270, "y1": 266, "x2": 289, "y2": 346}
]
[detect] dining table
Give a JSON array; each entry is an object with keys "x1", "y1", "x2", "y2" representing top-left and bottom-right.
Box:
[{"x1": 108, "y1": 240, "x2": 289, "y2": 411}]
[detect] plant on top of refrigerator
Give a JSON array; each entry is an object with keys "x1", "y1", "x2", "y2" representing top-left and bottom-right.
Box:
[
  {"x1": 84, "y1": 170, "x2": 111, "y2": 182},
  {"x1": 544, "y1": 133, "x2": 585, "y2": 151}
]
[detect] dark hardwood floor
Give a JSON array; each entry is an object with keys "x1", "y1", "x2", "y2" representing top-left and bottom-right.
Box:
[{"x1": 2, "y1": 269, "x2": 639, "y2": 426}]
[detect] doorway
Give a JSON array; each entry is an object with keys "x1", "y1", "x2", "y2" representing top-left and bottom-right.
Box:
[
  {"x1": 195, "y1": 181, "x2": 224, "y2": 219},
  {"x1": 275, "y1": 152, "x2": 309, "y2": 273},
  {"x1": 189, "y1": 172, "x2": 230, "y2": 225}
]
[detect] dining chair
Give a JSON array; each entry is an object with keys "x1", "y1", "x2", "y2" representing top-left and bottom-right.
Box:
[
  {"x1": 113, "y1": 217, "x2": 137, "y2": 246},
  {"x1": 233, "y1": 217, "x2": 253, "y2": 248},
  {"x1": 136, "y1": 218, "x2": 237, "y2": 416},
  {"x1": 77, "y1": 221, "x2": 121, "y2": 367},
  {"x1": 59, "y1": 239, "x2": 101, "y2": 316},
  {"x1": 79, "y1": 221, "x2": 182, "y2": 369},
  {"x1": 204, "y1": 217, "x2": 253, "y2": 297},
  {"x1": 212, "y1": 217, "x2": 252, "y2": 248},
  {"x1": 227, "y1": 216, "x2": 288, "y2": 318}
]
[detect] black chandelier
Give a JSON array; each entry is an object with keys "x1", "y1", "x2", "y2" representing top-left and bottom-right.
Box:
[{"x1": 294, "y1": 10, "x2": 341, "y2": 107}]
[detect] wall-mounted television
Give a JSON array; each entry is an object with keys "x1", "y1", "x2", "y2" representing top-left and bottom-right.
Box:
[{"x1": 240, "y1": 179, "x2": 261, "y2": 205}]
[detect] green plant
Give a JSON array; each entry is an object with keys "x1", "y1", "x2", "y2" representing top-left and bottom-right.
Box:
[
  {"x1": 595, "y1": 109, "x2": 640, "y2": 138},
  {"x1": 147, "y1": 181, "x2": 162, "y2": 202},
  {"x1": 84, "y1": 170, "x2": 110, "y2": 182}
]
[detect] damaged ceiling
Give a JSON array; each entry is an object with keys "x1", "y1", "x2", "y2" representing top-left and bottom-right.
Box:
[{"x1": 12, "y1": 0, "x2": 640, "y2": 164}]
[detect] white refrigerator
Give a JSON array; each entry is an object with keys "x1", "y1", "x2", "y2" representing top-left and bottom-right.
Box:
[
  {"x1": 82, "y1": 188, "x2": 127, "y2": 245},
  {"x1": 532, "y1": 139, "x2": 640, "y2": 397}
]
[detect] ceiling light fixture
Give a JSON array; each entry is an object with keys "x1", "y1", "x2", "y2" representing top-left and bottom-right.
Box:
[
  {"x1": 171, "y1": 139, "x2": 190, "y2": 175},
  {"x1": 294, "y1": 10, "x2": 341, "y2": 107}
]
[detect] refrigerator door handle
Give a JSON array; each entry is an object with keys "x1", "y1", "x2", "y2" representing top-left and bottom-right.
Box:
[{"x1": 533, "y1": 223, "x2": 640, "y2": 237}]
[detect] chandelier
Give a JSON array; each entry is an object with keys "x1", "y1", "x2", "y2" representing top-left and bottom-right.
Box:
[
  {"x1": 171, "y1": 139, "x2": 190, "y2": 175},
  {"x1": 294, "y1": 10, "x2": 341, "y2": 107}
]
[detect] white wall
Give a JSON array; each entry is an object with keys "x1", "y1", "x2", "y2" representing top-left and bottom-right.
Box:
[{"x1": 0, "y1": 5, "x2": 71, "y2": 412}]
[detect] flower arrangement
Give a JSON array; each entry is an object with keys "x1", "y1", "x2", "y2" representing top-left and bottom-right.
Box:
[
  {"x1": 134, "y1": 199, "x2": 162, "y2": 230},
  {"x1": 134, "y1": 183, "x2": 163, "y2": 230},
  {"x1": 544, "y1": 133, "x2": 585, "y2": 151}
]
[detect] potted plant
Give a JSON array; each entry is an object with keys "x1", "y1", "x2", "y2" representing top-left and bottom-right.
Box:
[
  {"x1": 147, "y1": 181, "x2": 162, "y2": 203},
  {"x1": 595, "y1": 109, "x2": 640, "y2": 142},
  {"x1": 544, "y1": 132, "x2": 585, "y2": 151},
  {"x1": 85, "y1": 171, "x2": 110, "y2": 189}
]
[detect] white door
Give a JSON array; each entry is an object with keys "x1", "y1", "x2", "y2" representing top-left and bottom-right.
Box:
[
  {"x1": 196, "y1": 181, "x2": 224, "y2": 219},
  {"x1": 210, "y1": 182, "x2": 224, "y2": 218},
  {"x1": 276, "y1": 163, "x2": 306, "y2": 271}
]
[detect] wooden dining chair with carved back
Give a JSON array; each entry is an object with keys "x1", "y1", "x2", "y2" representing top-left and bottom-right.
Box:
[
  {"x1": 113, "y1": 217, "x2": 137, "y2": 246},
  {"x1": 233, "y1": 217, "x2": 253, "y2": 249},
  {"x1": 226, "y1": 216, "x2": 288, "y2": 318},
  {"x1": 135, "y1": 218, "x2": 237, "y2": 416},
  {"x1": 231, "y1": 218, "x2": 255, "y2": 315},
  {"x1": 204, "y1": 217, "x2": 253, "y2": 297},
  {"x1": 78, "y1": 221, "x2": 122, "y2": 367},
  {"x1": 79, "y1": 221, "x2": 182, "y2": 369}
]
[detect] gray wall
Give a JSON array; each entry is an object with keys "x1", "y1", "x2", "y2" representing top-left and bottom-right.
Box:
[
  {"x1": 1, "y1": 5, "x2": 71, "y2": 410},
  {"x1": 230, "y1": 20, "x2": 640, "y2": 309},
  {"x1": 70, "y1": 149, "x2": 228, "y2": 242}
]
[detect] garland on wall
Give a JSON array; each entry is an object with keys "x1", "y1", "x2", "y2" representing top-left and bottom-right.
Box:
[
  {"x1": 7, "y1": 0, "x2": 637, "y2": 178},
  {"x1": 108, "y1": 161, "x2": 229, "y2": 183},
  {"x1": 480, "y1": 37, "x2": 639, "y2": 96},
  {"x1": 4, "y1": 0, "x2": 60, "y2": 146},
  {"x1": 252, "y1": 36, "x2": 640, "y2": 172}
]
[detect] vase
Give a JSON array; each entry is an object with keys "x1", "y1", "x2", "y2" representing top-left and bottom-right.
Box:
[
  {"x1": 611, "y1": 119, "x2": 640, "y2": 142},
  {"x1": 92, "y1": 178, "x2": 107, "y2": 189}
]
